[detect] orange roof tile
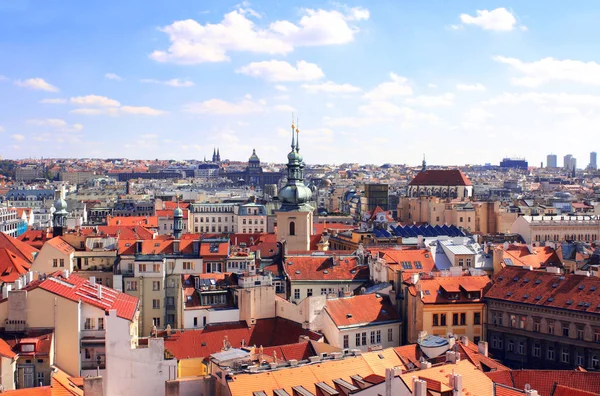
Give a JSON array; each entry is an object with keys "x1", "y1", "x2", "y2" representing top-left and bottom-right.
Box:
[
  {"x1": 0, "y1": 248, "x2": 31, "y2": 282},
  {"x1": 501, "y1": 244, "x2": 562, "y2": 269},
  {"x1": 0, "y1": 337, "x2": 16, "y2": 359},
  {"x1": 5, "y1": 387, "x2": 51, "y2": 395},
  {"x1": 487, "y1": 369, "x2": 600, "y2": 396},
  {"x1": 46, "y1": 237, "x2": 75, "y2": 255},
  {"x1": 284, "y1": 256, "x2": 369, "y2": 282},
  {"x1": 412, "y1": 276, "x2": 491, "y2": 304},
  {"x1": 107, "y1": 216, "x2": 158, "y2": 228},
  {"x1": 371, "y1": 248, "x2": 436, "y2": 273},
  {"x1": 0, "y1": 232, "x2": 39, "y2": 263},
  {"x1": 324, "y1": 294, "x2": 400, "y2": 328}
]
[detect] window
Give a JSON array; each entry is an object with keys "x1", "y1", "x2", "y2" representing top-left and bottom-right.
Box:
[
  {"x1": 126, "y1": 281, "x2": 137, "y2": 291},
  {"x1": 507, "y1": 340, "x2": 514, "y2": 352},
  {"x1": 453, "y1": 313, "x2": 459, "y2": 326},
  {"x1": 376, "y1": 330, "x2": 381, "y2": 344},
  {"x1": 153, "y1": 264, "x2": 160, "y2": 272},
  {"x1": 370, "y1": 331, "x2": 375, "y2": 344},
  {"x1": 594, "y1": 329, "x2": 600, "y2": 342},
  {"x1": 518, "y1": 316, "x2": 526, "y2": 329},
  {"x1": 518, "y1": 341, "x2": 525, "y2": 355},
  {"x1": 321, "y1": 288, "x2": 327, "y2": 295},
  {"x1": 388, "y1": 328, "x2": 393, "y2": 342},
  {"x1": 460, "y1": 313, "x2": 466, "y2": 326},
  {"x1": 510, "y1": 314, "x2": 517, "y2": 328},
  {"x1": 577, "y1": 353, "x2": 584, "y2": 366},
  {"x1": 355, "y1": 333, "x2": 360, "y2": 347},
  {"x1": 183, "y1": 262, "x2": 195, "y2": 270},
  {"x1": 152, "y1": 281, "x2": 161, "y2": 291},
  {"x1": 139, "y1": 264, "x2": 147, "y2": 272},
  {"x1": 153, "y1": 299, "x2": 160, "y2": 309},
  {"x1": 98, "y1": 318, "x2": 104, "y2": 330},
  {"x1": 534, "y1": 319, "x2": 541, "y2": 332},
  {"x1": 59, "y1": 259, "x2": 65, "y2": 267},
  {"x1": 193, "y1": 317, "x2": 198, "y2": 327},
  {"x1": 577, "y1": 327, "x2": 584, "y2": 340},
  {"x1": 153, "y1": 317, "x2": 160, "y2": 327},
  {"x1": 85, "y1": 348, "x2": 91, "y2": 359},
  {"x1": 343, "y1": 335, "x2": 349, "y2": 349},
  {"x1": 533, "y1": 343, "x2": 541, "y2": 357},
  {"x1": 561, "y1": 349, "x2": 570, "y2": 363},
  {"x1": 84, "y1": 318, "x2": 95, "y2": 330},
  {"x1": 433, "y1": 314, "x2": 439, "y2": 327},
  {"x1": 53, "y1": 259, "x2": 58, "y2": 267},
  {"x1": 361, "y1": 332, "x2": 367, "y2": 346},
  {"x1": 548, "y1": 322, "x2": 555, "y2": 335},
  {"x1": 458, "y1": 258, "x2": 464, "y2": 266},
  {"x1": 593, "y1": 356, "x2": 599, "y2": 369},
  {"x1": 294, "y1": 289, "x2": 300, "y2": 300},
  {"x1": 474, "y1": 312, "x2": 481, "y2": 325},
  {"x1": 563, "y1": 324, "x2": 570, "y2": 337},
  {"x1": 466, "y1": 258, "x2": 472, "y2": 267},
  {"x1": 547, "y1": 346, "x2": 555, "y2": 360},
  {"x1": 289, "y1": 221, "x2": 295, "y2": 236},
  {"x1": 37, "y1": 372, "x2": 44, "y2": 386},
  {"x1": 307, "y1": 289, "x2": 313, "y2": 297},
  {"x1": 440, "y1": 313, "x2": 446, "y2": 326}
]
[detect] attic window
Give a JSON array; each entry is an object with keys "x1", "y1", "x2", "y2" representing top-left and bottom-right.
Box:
[
  {"x1": 566, "y1": 300, "x2": 573, "y2": 305},
  {"x1": 513, "y1": 277, "x2": 519, "y2": 282},
  {"x1": 548, "y1": 297, "x2": 555, "y2": 302},
  {"x1": 498, "y1": 276, "x2": 504, "y2": 281},
  {"x1": 414, "y1": 261, "x2": 423, "y2": 269},
  {"x1": 534, "y1": 280, "x2": 541, "y2": 285},
  {"x1": 559, "y1": 276, "x2": 565, "y2": 281},
  {"x1": 346, "y1": 314, "x2": 352, "y2": 318},
  {"x1": 552, "y1": 283, "x2": 559, "y2": 288},
  {"x1": 579, "y1": 285, "x2": 585, "y2": 290},
  {"x1": 424, "y1": 254, "x2": 429, "y2": 258},
  {"x1": 535, "y1": 295, "x2": 542, "y2": 300},
  {"x1": 523, "y1": 278, "x2": 530, "y2": 283},
  {"x1": 154, "y1": 243, "x2": 160, "y2": 247},
  {"x1": 378, "y1": 354, "x2": 385, "y2": 359},
  {"x1": 295, "y1": 270, "x2": 300, "y2": 274},
  {"x1": 350, "y1": 270, "x2": 357, "y2": 274},
  {"x1": 506, "y1": 291, "x2": 513, "y2": 297},
  {"x1": 125, "y1": 243, "x2": 131, "y2": 247},
  {"x1": 424, "y1": 290, "x2": 430, "y2": 295},
  {"x1": 578, "y1": 301, "x2": 585, "y2": 307},
  {"x1": 323, "y1": 270, "x2": 329, "y2": 274},
  {"x1": 523, "y1": 294, "x2": 529, "y2": 299}
]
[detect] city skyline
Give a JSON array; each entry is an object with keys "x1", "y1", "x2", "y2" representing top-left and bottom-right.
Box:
[{"x1": 2, "y1": 1, "x2": 600, "y2": 165}]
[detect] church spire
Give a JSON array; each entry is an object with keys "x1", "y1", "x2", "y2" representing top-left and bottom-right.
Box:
[
  {"x1": 421, "y1": 154, "x2": 427, "y2": 173},
  {"x1": 291, "y1": 113, "x2": 295, "y2": 151},
  {"x1": 295, "y1": 117, "x2": 300, "y2": 153}
]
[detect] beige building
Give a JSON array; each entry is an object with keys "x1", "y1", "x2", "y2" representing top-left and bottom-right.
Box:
[
  {"x1": 189, "y1": 202, "x2": 237, "y2": 234},
  {"x1": 33, "y1": 236, "x2": 75, "y2": 274},
  {"x1": 510, "y1": 215, "x2": 600, "y2": 244}
]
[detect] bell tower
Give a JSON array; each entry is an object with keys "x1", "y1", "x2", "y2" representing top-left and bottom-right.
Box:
[{"x1": 275, "y1": 117, "x2": 314, "y2": 252}]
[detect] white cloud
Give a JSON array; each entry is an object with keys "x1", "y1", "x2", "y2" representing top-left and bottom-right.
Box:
[
  {"x1": 14, "y1": 78, "x2": 59, "y2": 92},
  {"x1": 272, "y1": 104, "x2": 296, "y2": 112},
  {"x1": 27, "y1": 118, "x2": 84, "y2": 132},
  {"x1": 39, "y1": 98, "x2": 67, "y2": 104},
  {"x1": 456, "y1": 83, "x2": 486, "y2": 91},
  {"x1": 365, "y1": 73, "x2": 413, "y2": 100},
  {"x1": 105, "y1": 73, "x2": 123, "y2": 81},
  {"x1": 484, "y1": 92, "x2": 600, "y2": 107},
  {"x1": 405, "y1": 93, "x2": 455, "y2": 107},
  {"x1": 70, "y1": 95, "x2": 121, "y2": 107},
  {"x1": 0, "y1": 126, "x2": 3, "y2": 132},
  {"x1": 326, "y1": 102, "x2": 334, "y2": 108},
  {"x1": 449, "y1": 24, "x2": 464, "y2": 30},
  {"x1": 462, "y1": 108, "x2": 495, "y2": 123},
  {"x1": 12, "y1": 134, "x2": 25, "y2": 142},
  {"x1": 237, "y1": 60, "x2": 324, "y2": 82},
  {"x1": 359, "y1": 101, "x2": 405, "y2": 117},
  {"x1": 428, "y1": 83, "x2": 438, "y2": 88},
  {"x1": 274, "y1": 85, "x2": 288, "y2": 92},
  {"x1": 301, "y1": 81, "x2": 361, "y2": 94},
  {"x1": 493, "y1": 56, "x2": 600, "y2": 87},
  {"x1": 323, "y1": 116, "x2": 391, "y2": 128},
  {"x1": 70, "y1": 106, "x2": 166, "y2": 116},
  {"x1": 121, "y1": 106, "x2": 167, "y2": 116},
  {"x1": 150, "y1": 6, "x2": 368, "y2": 64},
  {"x1": 0, "y1": 75, "x2": 7, "y2": 82},
  {"x1": 460, "y1": 8, "x2": 517, "y2": 31},
  {"x1": 140, "y1": 78, "x2": 195, "y2": 87},
  {"x1": 183, "y1": 99, "x2": 265, "y2": 115}
]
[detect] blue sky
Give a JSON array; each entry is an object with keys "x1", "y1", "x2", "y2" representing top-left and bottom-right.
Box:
[{"x1": 2, "y1": 1, "x2": 600, "y2": 166}]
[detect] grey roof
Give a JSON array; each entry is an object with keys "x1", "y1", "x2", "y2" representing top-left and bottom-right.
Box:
[
  {"x1": 6, "y1": 189, "x2": 54, "y2": 200},
  {"x1": 210, "y1": 348, "x2": 250, "y2": 362}
]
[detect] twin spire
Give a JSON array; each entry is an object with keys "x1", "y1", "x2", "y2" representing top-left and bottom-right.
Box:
[{"x1": 291, "y1": 113, "x2": 300, "y2": 153}]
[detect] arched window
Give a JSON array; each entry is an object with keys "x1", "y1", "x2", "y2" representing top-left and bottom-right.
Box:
[{"x1": 289, "y1": 221, "x2": 296, "y2": 236}]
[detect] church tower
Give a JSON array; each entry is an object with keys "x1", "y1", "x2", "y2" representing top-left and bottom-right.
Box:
[
  {"x1": 276, "y1": 118, "x2": 314, "y2": 252},
  {"x1": 52, "y1": 189, "x2": 68, "y2": 238},
  {"x1": 173, "y1": 203, "x2": 183, "y2": 239}
]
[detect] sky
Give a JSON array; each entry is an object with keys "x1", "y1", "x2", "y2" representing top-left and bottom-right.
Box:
[{"x1": 1, "y1": 1, "x2": 600, "y2": 166}]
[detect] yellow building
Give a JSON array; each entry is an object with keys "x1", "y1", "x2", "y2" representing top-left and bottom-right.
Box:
[{"x1": 404, "y1": 274, "x2": 490, "y2": 344}]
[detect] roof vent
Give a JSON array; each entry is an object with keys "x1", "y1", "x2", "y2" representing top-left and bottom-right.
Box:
[
  {"x1": 523, "y1": 294, "x2": 529, "y2": 299},
  {"x1": 295, "y1": 270, "x2": 300, "y2": 275},
  {"x1": 323, "y1": 270, "x2": 329, "y2": 274},
  {"x1": 513, "y1": 277, "x2": 519, "y2": 282},
  {"x1": 559, "y1": 276, "x2": 565, "y2": 281},
  {"x1": 523, "y1": 278, "x2": 530, "y2": 283},
  {"x1": 578, "y1": 301, "x2": 585, "y2": 307},
  {"x1": 498, "y1": 276, "x2": 504, "y2": 281},
  {"x1": 552, "y1": 283, "x2": 558, "y2": 288},
  {"x1": 506, "y1": 291, "x2": 512, "y2": 296},
  {"x1": 535, "y1": 295, "x2": 542, "y2": 300},
  {"x1": 591, "y1": 286, "x2": 597, "y2": 292},
  {"x1": 346, "y1": 314, "x2": 353, "y2": 318}
]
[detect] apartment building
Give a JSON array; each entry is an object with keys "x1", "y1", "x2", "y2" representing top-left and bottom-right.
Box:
[
  {"x1": 510, "y1": 215, "x2": 600, "y2": 244},
  {"x1": 0, "y1": 207, "x2": 24, "y2": 237},
  {"x1": 485, "y1": 267, "x2": 600, "y2": 371},
  {"x1": 236, "y1": 202, "x2": 267, "y2": 234},
  {"x1": 189, "y1": 203, "x2": 237, "y2": 234}
]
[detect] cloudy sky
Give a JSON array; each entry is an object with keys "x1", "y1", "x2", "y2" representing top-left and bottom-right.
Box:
[{"x1": 1, "y1": 1, "x2": 600, "y2": 167}]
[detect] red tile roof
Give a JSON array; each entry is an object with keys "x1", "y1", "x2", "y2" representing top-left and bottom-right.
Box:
[
  {"x1": 493, "y1": 384, "x2": 526, "y2": 396},
  {"x1": 161, "y1": 201, "x2": 190, "y2": 210},
  {"x1": 284, "y1": 256, "x2": 369, "y2": 282},
  {"x1": 2, "y1": 328, "x2": 53, "y2": 357},
  {"x1": 17, "y1": 229, "x2": 49, "y2": 249},
  {"x1": 324, "y1": 294, "x2": 400, "y2": 328},
  {"x1": 408, "y1": 169, "x2": 472, "y2": 186},
  {"x1": 262, "y1": 342, "x2": 315, "y2": 362},
  {"x1": 370, "y1": 248, "x2": 436, "y2": 273},
  {"x1": 156, "y1": 209, "x2": 189, "y2": 219},
  {"x1": 0, "y1": 337, "x2": 16, "y2": 359},
  {"x1": 500, "y1": 244, "x2": 562, "y2": 269},
  {"x1": 0, "y1": 248, "x2": 31, "y2": 282},
  {"x1": 487, "y1": 370, "x2": 600, "y2": 396},
  {"x1": 484, "y1": 267, "x2": 600, "y2": 314},
  {"x1": 164, "y1": 318, "x2": 322, "y2": 360},
  {"x1": 409, "y1": 275, "x2": 491, "y2": 304},
  {"x1": 553, "y1": 385, "x2": 598, "y2": 396},
  {"x1": 0, "y1": 232, "x2": 38, "y2": 263},
  {"x1": 19, "y1": 272, "x2": 138, "y2": 321},
  {"x1": 107, "y1": 215, "x2": 158, "y2": 228},
  {"x1": 47, "y1": 237, "x2": 75, "y2": 255},
  {"x1": 200, "y1": 240, "x2": 230, "y2": 257},
  {"x1": 97, "y1": 225, "x2": 155, "y2": 240}
]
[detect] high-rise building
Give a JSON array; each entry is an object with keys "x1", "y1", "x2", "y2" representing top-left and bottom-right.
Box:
[
  {"x1": 546, "y1": 154, "x2": 557, "y2": 168},
  {"x1": 563, "y1": 154, "x2": 575, "y2": 171},
  {"x1": 589, "y1": 152, "x2": 597, "y2": 170},
  {"x1": 499, "y1": 158, "x2": 528, "y2": 170}
]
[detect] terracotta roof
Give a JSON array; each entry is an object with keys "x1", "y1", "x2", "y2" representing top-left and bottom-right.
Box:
[
  {"x1": 0, "y1": 337, "x2": 16, "y2": 359},
  {"x1": 51, "y1": 365, "x2": 84, "y2": 395},
  {"x1": 107, "y1": 216, "x2": 158, "y2": 228},
  {"x1": 200, "y1": 240, "x2": 230, "y2": 257},
  {"x1": 324, "y1": 294, "x2": 400, "y2": 328},
  {"x1": 372, "y1": 248, "x2": 436, "y2": 273},
  {"x1": 493, "y1": 384, "x2": 526, "y2": 396},
  {"x1": 553, "y1": 385, "x2": 598, "y2": 396},
  {"x1": 162, "y1": 201, "x2": 190, "y2": 210},
  {"x1": 97, "y1": 225, "x2": 155, "y2": 240},
  {"x1": 408, "y1": 169, "x2": 472, "y2": 187},
  {"x1": 486, "y1": 370, "x2": 600, "y2": 395},
  {"x1": 2, "y1": 328, "x2": 53, "y2": 357},
  {"x1": 410, "y1": 275, "x2": 491, "y2": 304},
  {"x1": 46, "y1": 237, "x2": 75, "y2": 255},
  {"x1": 262, "y1": 342, "x2": 315, "y2": 362},
  {"x1": 361, "y1": 348, "x2": 407, "y2": 374},
  {"x1": 156, "y1": 209, "x2": 189, "y2": 219},
  {"x1": 17, "y1": 230, "x2": 49, "y2": 249},
  {"x1": 456, "y1": 341, "x2": 510, "y2": 372},
  {"x1": 500, "y1": 244, "x2": 562, "y2": 269},
  {"x1": 362, "y1": 373, "x2": 385, "y2": 384},
  {"x1": 0, "y1": 248, "x2": 31, "y2": 282},
  {"x1": 5, "y1": 387, "x2": 51, "y2": 395},
  {"x1": 164, "y1": 318, "x2": 322, "y2": 360},
  {"x1": 313, "y1": 223, "x2": 354, "y2": 235},
  {"x1": 0, "y1": 232, "x2": 38, "y2": 263},
  {"x1": 284, "y1": 256, "x2": 369, "y2": 282},
  {"x1": 18, "y1": 272, "x2": 138, "y2": 321},
  {"x1": 484, "y1": 267, "x2": 600, "y2": 314}
]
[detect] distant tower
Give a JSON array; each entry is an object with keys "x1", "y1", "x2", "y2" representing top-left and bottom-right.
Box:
[
  {"x1": 52, "y1": 191, "x2": 68, "y2": 237},
  {"x1": 212, "y1": 148, "x2": 217, "y2": 162},
  {"x1": 276, "y1": 117, "x2": 314, "y2": 252},
  {"x1": 217, "y1": 148, "x2": 221, "y2": 162},
  {"x1": 421, "y1": 154, "x2": 427, "y2": 173},
  {"x1": 173, "y1": 202, "x2": 183, "y2": 239},
  {"x1": 589, "y1": 152, "x2": 597, "y2": 170}
]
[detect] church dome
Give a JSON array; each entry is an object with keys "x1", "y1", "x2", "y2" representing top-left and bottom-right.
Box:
[
  {"x1": 278, "y1": 183, "x2": 313, "y2": 206},
  {"x1": 288, "y1": 149, "x2": 302, "y2": 162},
  {"x1": 54, "y1": 197, "x2": 67, "y2": 212},
  {"x1": 174, "y1": 207, "x2": 183, "y2": 217}
]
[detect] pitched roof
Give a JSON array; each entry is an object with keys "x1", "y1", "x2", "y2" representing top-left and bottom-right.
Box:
[
  {"x1": 500, "y1": 244, "x2": 562, "y2": 269},
  {"x1": 262, "y1": 342, "x2": 315, "y2": 362},
  {"x1": 18, "y1": 272, "x2": 138, "y2": 321},
  {"x1": 284, "y1": 256, "x2": 369, "y2": 282},
  {"x1": 0, "y1": 337, "x2": 16, "y2": 359},
  {"x1": 487, "y1": 370, "x2": 600, "y2": 396},
  {"x1": 408, "y1": 169, "x2": 472, "y2": 187},
  {"x1": 324, "y1": 294, "x2": 400, "y2": 328},
  {"x1": 97, "y1": 225, "x2": 155, "y2": 240},
  {"x1": 372, "y1": 248, "x2": 435, "y2": 272},
  {"x1": 0, "y1": 248, "x2": 32, "y2": 282},
  {"x1": 410, "y1": 275, "x2": 491, "y2": 304},
  {"x1": 0, "y1": 232, "x2": 38, "y2": 263},
  {"x1": 46, "y1": 237, "x2": 75, "y2": 255},
  {"x1": 107, "y1": 216, "x2": 158, "y2": 228},
  {"x1": 164, "y1": 318, "x2": 322, "y2": 360},
  {"x1": 456, "y1": 341, "x2": 510, "y2": 372},
  {"x1": 200, "y1": 240, "x2": 230, "y2": 257},
  {"x1": 484, "y1": 267, "x2": 600, "y2": 314},
  {"x1": 17, "y1": 229, "x2": 49, "y2": 249}
]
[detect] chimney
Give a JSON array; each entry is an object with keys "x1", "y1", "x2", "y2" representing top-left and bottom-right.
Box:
[
  {"x1": 450, "y1": 372, "x2": 463, "y2": 396},
  {"x1": 89, "y1": 276, "x2": 96, "y2": 286},
  {"x1": 14, "y1": 280, "x2": 22, "y2": 291},
  {"x1": 478, "y1": 341, "x2": 488, "y2": 357},
  {"x1": 412, "y1": 378, "x2": 427, "y2": 396},
  {"x1": 419, "y1": 360, "x2": 432, "y2": 370},
  {"x1": 62, "y1": 270, "x2": 70, "y2": 279},
  {"x1": 2, "y1": 285, "x2": 11, "y2": 299},
  {"x1": 83, "y1": 376, "x2": 104, "y2": 396},
  {"x1": 525, "y1": 390, "x2": 540, "y2": 396},
  {"x1": 299, "y1": 335, "x2": 309, "y2": 343},
  {"x1": 445, "y1": 350, "x2": 460, "y2": 364},
  {"x1": 460, "y1": 336, "x2": 468, "y2": 346},
  {"x1": 385, "y1": 367, "x2": 402, "y2": 396},
  {"x1": 98, "y1": 286, "x2": 102, "y2": 300}
]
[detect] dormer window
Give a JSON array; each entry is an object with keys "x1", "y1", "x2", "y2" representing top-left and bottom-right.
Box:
[{"x1": 20, "y1": 344, "x2": 35, "y2": 353}]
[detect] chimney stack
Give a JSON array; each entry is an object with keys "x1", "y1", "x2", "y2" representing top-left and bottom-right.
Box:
[
  {"x1": 460, "y1": 336, "x2": 468, "y2": 346},
  {"x1": 478, "y1": 340, "x2": 488, "y2": 357},
  {"x1": 412, "y1": 378, "x2": 427, "y2": 396},
  {"x1": 89, "y1": 276, "x2": 96, "y2": 286}
]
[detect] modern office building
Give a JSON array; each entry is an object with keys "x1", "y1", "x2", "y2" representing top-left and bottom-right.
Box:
[
  {"x1": 500, "y1": 158, "x2": 528, "y2": 170},
  {"x1": 589, "y1": 152, "x2": 597, "y2": 170},
  {"x1": 546, "y1": 154, "x2": 557, "y2": 168}
]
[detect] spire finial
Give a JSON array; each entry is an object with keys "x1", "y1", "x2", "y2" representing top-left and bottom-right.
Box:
[
  {"x1": 295, "y1": 117, "x2": 300, "y2": 152},
  {"x1": 421, "y1": 154, "x2": 427, "y2": 173},
  {"x1": 291, "y1": 112, "x2": 296, "y2": 150}
]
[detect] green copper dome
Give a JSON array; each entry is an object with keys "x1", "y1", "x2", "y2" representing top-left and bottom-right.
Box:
[
  {"x1": 174, "y1": 206, "x2": 183, "y2": 217},
  {"x1": 54, "y1": 197, "x2": 68, "y2": 213}
]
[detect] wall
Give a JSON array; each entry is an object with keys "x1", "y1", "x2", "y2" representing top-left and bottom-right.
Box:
[
  {"x1": 275, "y1": 295, "x2": 326, "y2": 331},
  {"x1": 165, "y1": 376, "x2": 214, "y2": 396},
  {"x1": 178, "y1": 358, "x2": 207, "y2": 378},
  {"x1": 183, "y1": 308, "x2": 240, "y2": 329},
  {"x1": 276, "y1": 210, "x2": 312, "y2": 252},
  {"x1": 0, "y1": 356, "x2": 16, "y2": 390},
  {"x1": 237, "y1": 286, "x2": 276, "y2": 325},
  {"x1": 105, "y1": 309, "x2": 177, "y2": 396},
  {"x1": 288, "y1": 282, "x2": 363, "y2": 304},
  {"x1": 33, "y1": 244, "x2": 74, "y2": 274}
]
